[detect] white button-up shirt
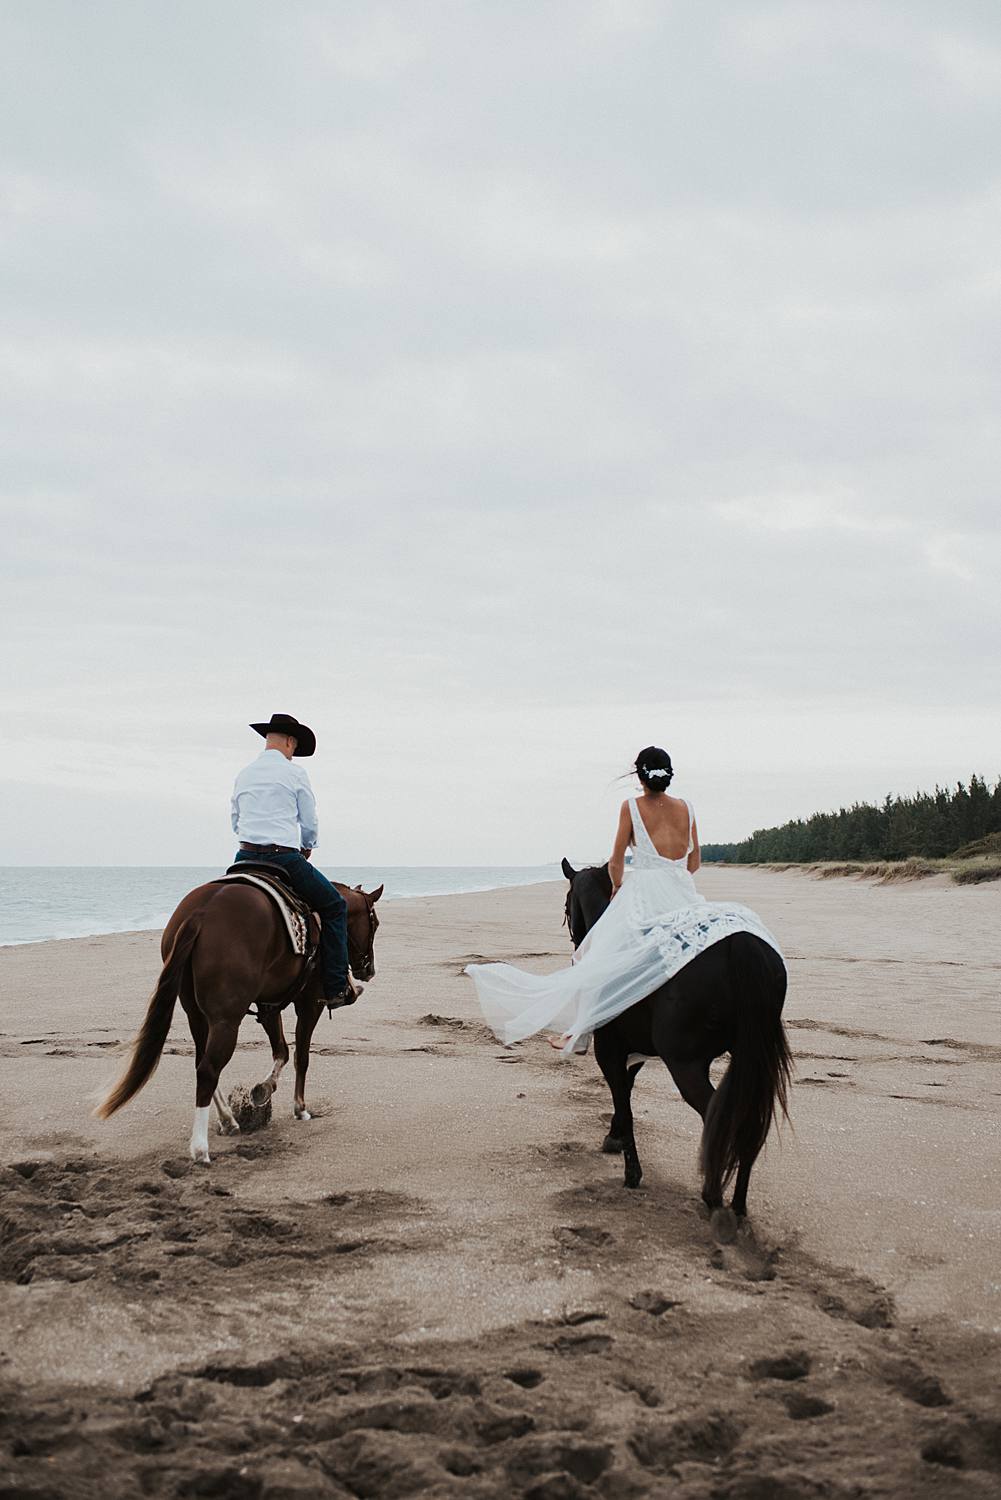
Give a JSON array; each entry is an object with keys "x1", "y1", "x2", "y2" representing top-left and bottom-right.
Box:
[{"x1": 231, "y1": 749, "x2": 319, "y2": 850}]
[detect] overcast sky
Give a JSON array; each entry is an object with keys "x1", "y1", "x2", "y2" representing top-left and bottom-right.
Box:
[{"x1": 2, "y1": 1, "x2": 999, "y2": 866}]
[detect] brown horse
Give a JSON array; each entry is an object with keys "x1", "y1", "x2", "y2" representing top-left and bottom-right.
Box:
[{"x1": 95, "y1": 876, "x2": 383, "y2": 1162}]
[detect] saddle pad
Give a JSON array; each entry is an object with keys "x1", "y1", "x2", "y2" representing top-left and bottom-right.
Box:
[{"x1": 214, "y1": 872, "x2": 311, "y2": 956}]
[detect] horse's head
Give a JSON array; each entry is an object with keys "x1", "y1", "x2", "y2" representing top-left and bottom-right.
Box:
[
  {"x1": 561, "y1": 858, "x2": 612, "y2": 949},
  {"x1": 345, "y1": 883, "x2": 383, "y2": 981}
]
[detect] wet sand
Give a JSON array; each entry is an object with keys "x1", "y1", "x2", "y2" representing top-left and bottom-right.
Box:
[{"x1": 1, "y1": 867, "x2": 999, "y2": 1497}]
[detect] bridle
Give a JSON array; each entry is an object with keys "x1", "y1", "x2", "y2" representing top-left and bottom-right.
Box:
[
  {"x1": 563, "y1": 881, "x2": 585, "y2": 951},
  {"x1": 347, "y1": 893, "x2": 378, "y2": 977}
]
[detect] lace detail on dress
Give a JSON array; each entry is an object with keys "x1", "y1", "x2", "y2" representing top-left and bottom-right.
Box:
[{"x1": 644, "y1": 902, "x2": 779, "y2": 973}]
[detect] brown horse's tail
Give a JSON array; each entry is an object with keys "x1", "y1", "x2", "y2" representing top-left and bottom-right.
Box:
[
  {"x1": 699, "y1": 932, "x2": 791, "y2": 1197},
  {"x1": 94, "y1": 913, "x2": 202, "y2": 1119}
]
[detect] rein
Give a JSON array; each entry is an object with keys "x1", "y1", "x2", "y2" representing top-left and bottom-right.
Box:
[{"x1": 348, "y1": 894, "x2": 378, "y2": 974}]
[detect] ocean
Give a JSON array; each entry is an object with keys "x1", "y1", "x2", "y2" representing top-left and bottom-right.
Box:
[{"x1": 0, "y1": 864, "x2": 563, "y2": 947}]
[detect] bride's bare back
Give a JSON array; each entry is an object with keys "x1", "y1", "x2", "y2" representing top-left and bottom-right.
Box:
[
  {"x1": 609, "y1": 791, "x2": 701, "y2": 892},
  {"x1": 633, "y1": 793, "x2": 696, "y2": 861}
]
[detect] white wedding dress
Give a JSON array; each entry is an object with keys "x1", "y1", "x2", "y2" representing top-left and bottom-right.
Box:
[{"x1": 466, "y1": 798, "x2": 783, "y2": 1055}]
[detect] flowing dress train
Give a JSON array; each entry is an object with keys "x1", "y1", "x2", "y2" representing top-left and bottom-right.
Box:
[{"x1": 465, "y1": 798, "x2": 783, "y2": 1055}]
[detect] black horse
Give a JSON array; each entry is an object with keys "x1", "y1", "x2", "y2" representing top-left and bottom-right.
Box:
[{"x1": 560, "y1": 857, "x2": 791, "y2": 1217}]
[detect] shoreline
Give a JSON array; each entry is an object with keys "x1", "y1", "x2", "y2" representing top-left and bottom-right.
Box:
[
  {"x1": 0, "y1": 877, "x2": 566, "y2": 950},
  {"x1": 8, "y1": 851, "x2": 997, "y2": 949}
]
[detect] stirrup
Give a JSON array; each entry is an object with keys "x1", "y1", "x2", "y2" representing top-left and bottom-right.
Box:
[{"x1": 325, "y1": 977, "x2": 364, "y2": 1016}]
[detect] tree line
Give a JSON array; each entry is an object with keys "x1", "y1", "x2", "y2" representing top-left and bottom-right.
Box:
[{"x1": 701, "y1": 775, "x2": 1001, "y2": 864}]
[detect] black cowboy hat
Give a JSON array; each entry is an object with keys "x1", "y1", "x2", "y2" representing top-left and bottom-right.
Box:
[{"x1": 249, "y1": 713, "x2": 316, "y2": 757}]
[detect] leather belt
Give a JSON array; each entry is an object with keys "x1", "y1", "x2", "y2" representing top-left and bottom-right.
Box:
[{"x1": 239, "y1": 842, "x2": 298, "y2": 854}]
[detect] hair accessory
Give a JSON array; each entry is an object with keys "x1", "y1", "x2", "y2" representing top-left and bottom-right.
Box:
[{"x1": 643, "y1": 767, "x2": 670, "y2": 778}]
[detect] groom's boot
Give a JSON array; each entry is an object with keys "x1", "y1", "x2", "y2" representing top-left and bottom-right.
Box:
[{"x1": 325, "y1": 976, "x2": 364, "y2": 1013}]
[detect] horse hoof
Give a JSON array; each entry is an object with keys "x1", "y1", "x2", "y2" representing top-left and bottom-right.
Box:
[
  {"x1": 190, "y1": 1148, "x2": 211, "y2": 1165},
  {"x1": 624, "y1": 1168, "x2": 643, "y2": 1189},
  {"x1": 710, "y1": 1207, "x2": 739, "y2": 1244},
  {"x1": 250, "y1": 1083, "x2": 273, "y2": 1108},
  {"x1": 216, "y1": 1120, "x2": 240, "y2": 1136},
  {"x1": 294, "y1": 1109, "x2": 312, "y2": 1122},
  {"x1": 602, "y1": 1134, "x2": 624, "y2": 1154}
]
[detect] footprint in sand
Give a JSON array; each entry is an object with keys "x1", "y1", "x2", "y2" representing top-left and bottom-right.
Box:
[
  {"x1": 617, "y1": 1373, "x2": 663, "y2": 1408},
  {"x1": 629, "y1": 1290, "x2": 681, "y2": 1316},
  {"x1": 817, "y1": 1286, "x2": 895, "y2": 1329},
  {"x1": 920, "y1": 1414, "x2": 1001, "y2": 1475},
  {"x1": 781, "y1": 1390, "x2": 835, "y2": 1420},
  {"x1": 629, "y1": 1411, "x2": 743, "y2": 1472},
  {"x1": 750, "y1": 1350, "x2": 812, "y2": 1381},
  {"x1": 882, "y1": 1357, "x2": 951, "y2": 1408},
  {"x1": 505, "y1": 1436, "x2": 614, "y2": 1487},
  {"x1": 554, "y1": 1224, "x2": 613, "y2": 1252},
  {"x1": 548, "y1": 1331, "x2": 614, "y2": 1357}
]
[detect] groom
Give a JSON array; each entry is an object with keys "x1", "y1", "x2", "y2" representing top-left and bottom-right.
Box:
[{"x1": 230, "y1": 713, "x2": 362, "y2": 1009}]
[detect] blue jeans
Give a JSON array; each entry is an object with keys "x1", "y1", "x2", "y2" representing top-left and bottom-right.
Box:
[{"x1": 234, "y1": 849, "x2": 348, "y2": 995}]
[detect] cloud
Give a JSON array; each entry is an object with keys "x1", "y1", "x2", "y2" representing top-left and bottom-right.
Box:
[{"x1": 1, "y1": 1, "x2": 999, "y2": 862}]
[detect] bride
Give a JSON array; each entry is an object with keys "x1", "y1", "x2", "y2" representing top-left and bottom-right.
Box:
[{"x1": 465, "y1": 746, "x2": 782, "y2": 1054}]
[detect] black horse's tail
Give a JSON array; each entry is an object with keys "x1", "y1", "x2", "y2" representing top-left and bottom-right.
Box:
[
  {"x1": 699, "y1": 932, "x2": 791, "y2": 1197},
  {"x1": 94, "y1": 913, "x2": 202, "y2": 1119}
]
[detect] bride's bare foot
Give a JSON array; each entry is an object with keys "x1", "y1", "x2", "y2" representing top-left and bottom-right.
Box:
[{"x1": 548, "y1": 1033, "x2": 571, "y2": 1050}]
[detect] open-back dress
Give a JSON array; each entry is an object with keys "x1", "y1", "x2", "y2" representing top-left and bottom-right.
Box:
[{"x1": 466, "y1": 797, "x2": 782, "y2": 1054}]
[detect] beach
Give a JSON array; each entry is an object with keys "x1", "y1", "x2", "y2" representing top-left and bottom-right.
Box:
[{"x1": 2, "y1": 866, "x2": 999, "y2": 1497}]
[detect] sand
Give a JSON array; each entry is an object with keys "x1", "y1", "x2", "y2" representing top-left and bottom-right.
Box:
[{"x1": 1, "y1": 866, "x2": 999, "y2": 1498}]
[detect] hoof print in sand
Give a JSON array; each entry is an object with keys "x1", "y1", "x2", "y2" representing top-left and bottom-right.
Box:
[
  {"x1": 507, "y1": 1436, "x2": 614, "y2": 1487},
  {"x1": 549, "y1": 1331, "x2": 614, "y2": 1357},
  {"x1": 476, "y1": 1409, "x2": 536, "y2": 1444},
  {"x1": 919, "y1": 1414, "x2": 1001, "y2": 1474},
  {"x1": 522, "y1": 1477, "x2": 588, "y2": 1500},
  {"x1": 629, "y1": 1410, "x2": 743, "y2": 1471},
  {"x1": 882, "y1": 1358, "x2": 951, "y2": 1407},
  {"x1": 617, "y1": 1374, "x2": 663, "y2": 1408},
  {"x1": 160, "y1": 1158, "x2": 192, "y2": 1179},
  {"x1": 716, "y1": 1238, "x2": 778, "y2": 1283},
  {"x1": 629, "y1": 1290, "x2": 681, "y2": 1316},
  {"x1": 194, "y1": 1358, "x2": 292, "y2": 1388},
  {"x1": 818, "y1": 1286, "x2": 895, "y2": 1329},
  {"x1": 441, "y1": 1447, "x2": 483, "y2": 1477},
  {"x1": 750, "y1": 1351, "x2": 812, "y2": 1382},
  {"x1": 257, "y1": 1457, "x2": 344, "y2": 1497},
  {"x1": 560, "y1": 1309, "x2": 607, "y2": 1326},
  {"x1": 781, "y1": 1390, "x2": 835, "y2": 1420},
  {"x1": 921, "y1": 1433, "x2": 965, "y2": 1469},
  {"x1": 319, "y1": 1429, "x2": 440, "y2": 1498},
  {"x1": 554, "y1": 1224, "x2": 612, "y2": 1253}
]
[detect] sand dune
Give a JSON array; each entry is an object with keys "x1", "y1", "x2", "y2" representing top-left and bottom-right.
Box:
[{"x1": 1, "y1": 868, "x2": 999, "y2": 1497}]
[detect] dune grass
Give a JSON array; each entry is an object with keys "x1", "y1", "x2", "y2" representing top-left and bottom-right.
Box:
[{"x1": 729, "y1": 857, "x2": 1001, "y2": 886}]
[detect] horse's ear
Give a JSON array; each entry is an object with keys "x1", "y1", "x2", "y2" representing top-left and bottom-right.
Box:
[
  {"x1": 366, "y1": 884, "x2": 385, "y2": 903},
  {"x1": 353, "y1": 884, "x2": 362, "y2": 892},
  {"x1": 561, "y1": 857, "x2": 577, "y2": 881}
]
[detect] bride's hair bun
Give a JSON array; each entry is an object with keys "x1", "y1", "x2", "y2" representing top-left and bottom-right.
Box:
[{"x1": 635, "y1": 745, "x2": 673, "y2": 790}]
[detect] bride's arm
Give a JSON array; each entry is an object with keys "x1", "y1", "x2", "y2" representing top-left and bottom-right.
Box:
[
  {"x1": 688, "y1": 817, "x2": 701, "y2": 873},
  {"x1": 608, "y1": 801, "x2": 632, "y2": 895}
]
